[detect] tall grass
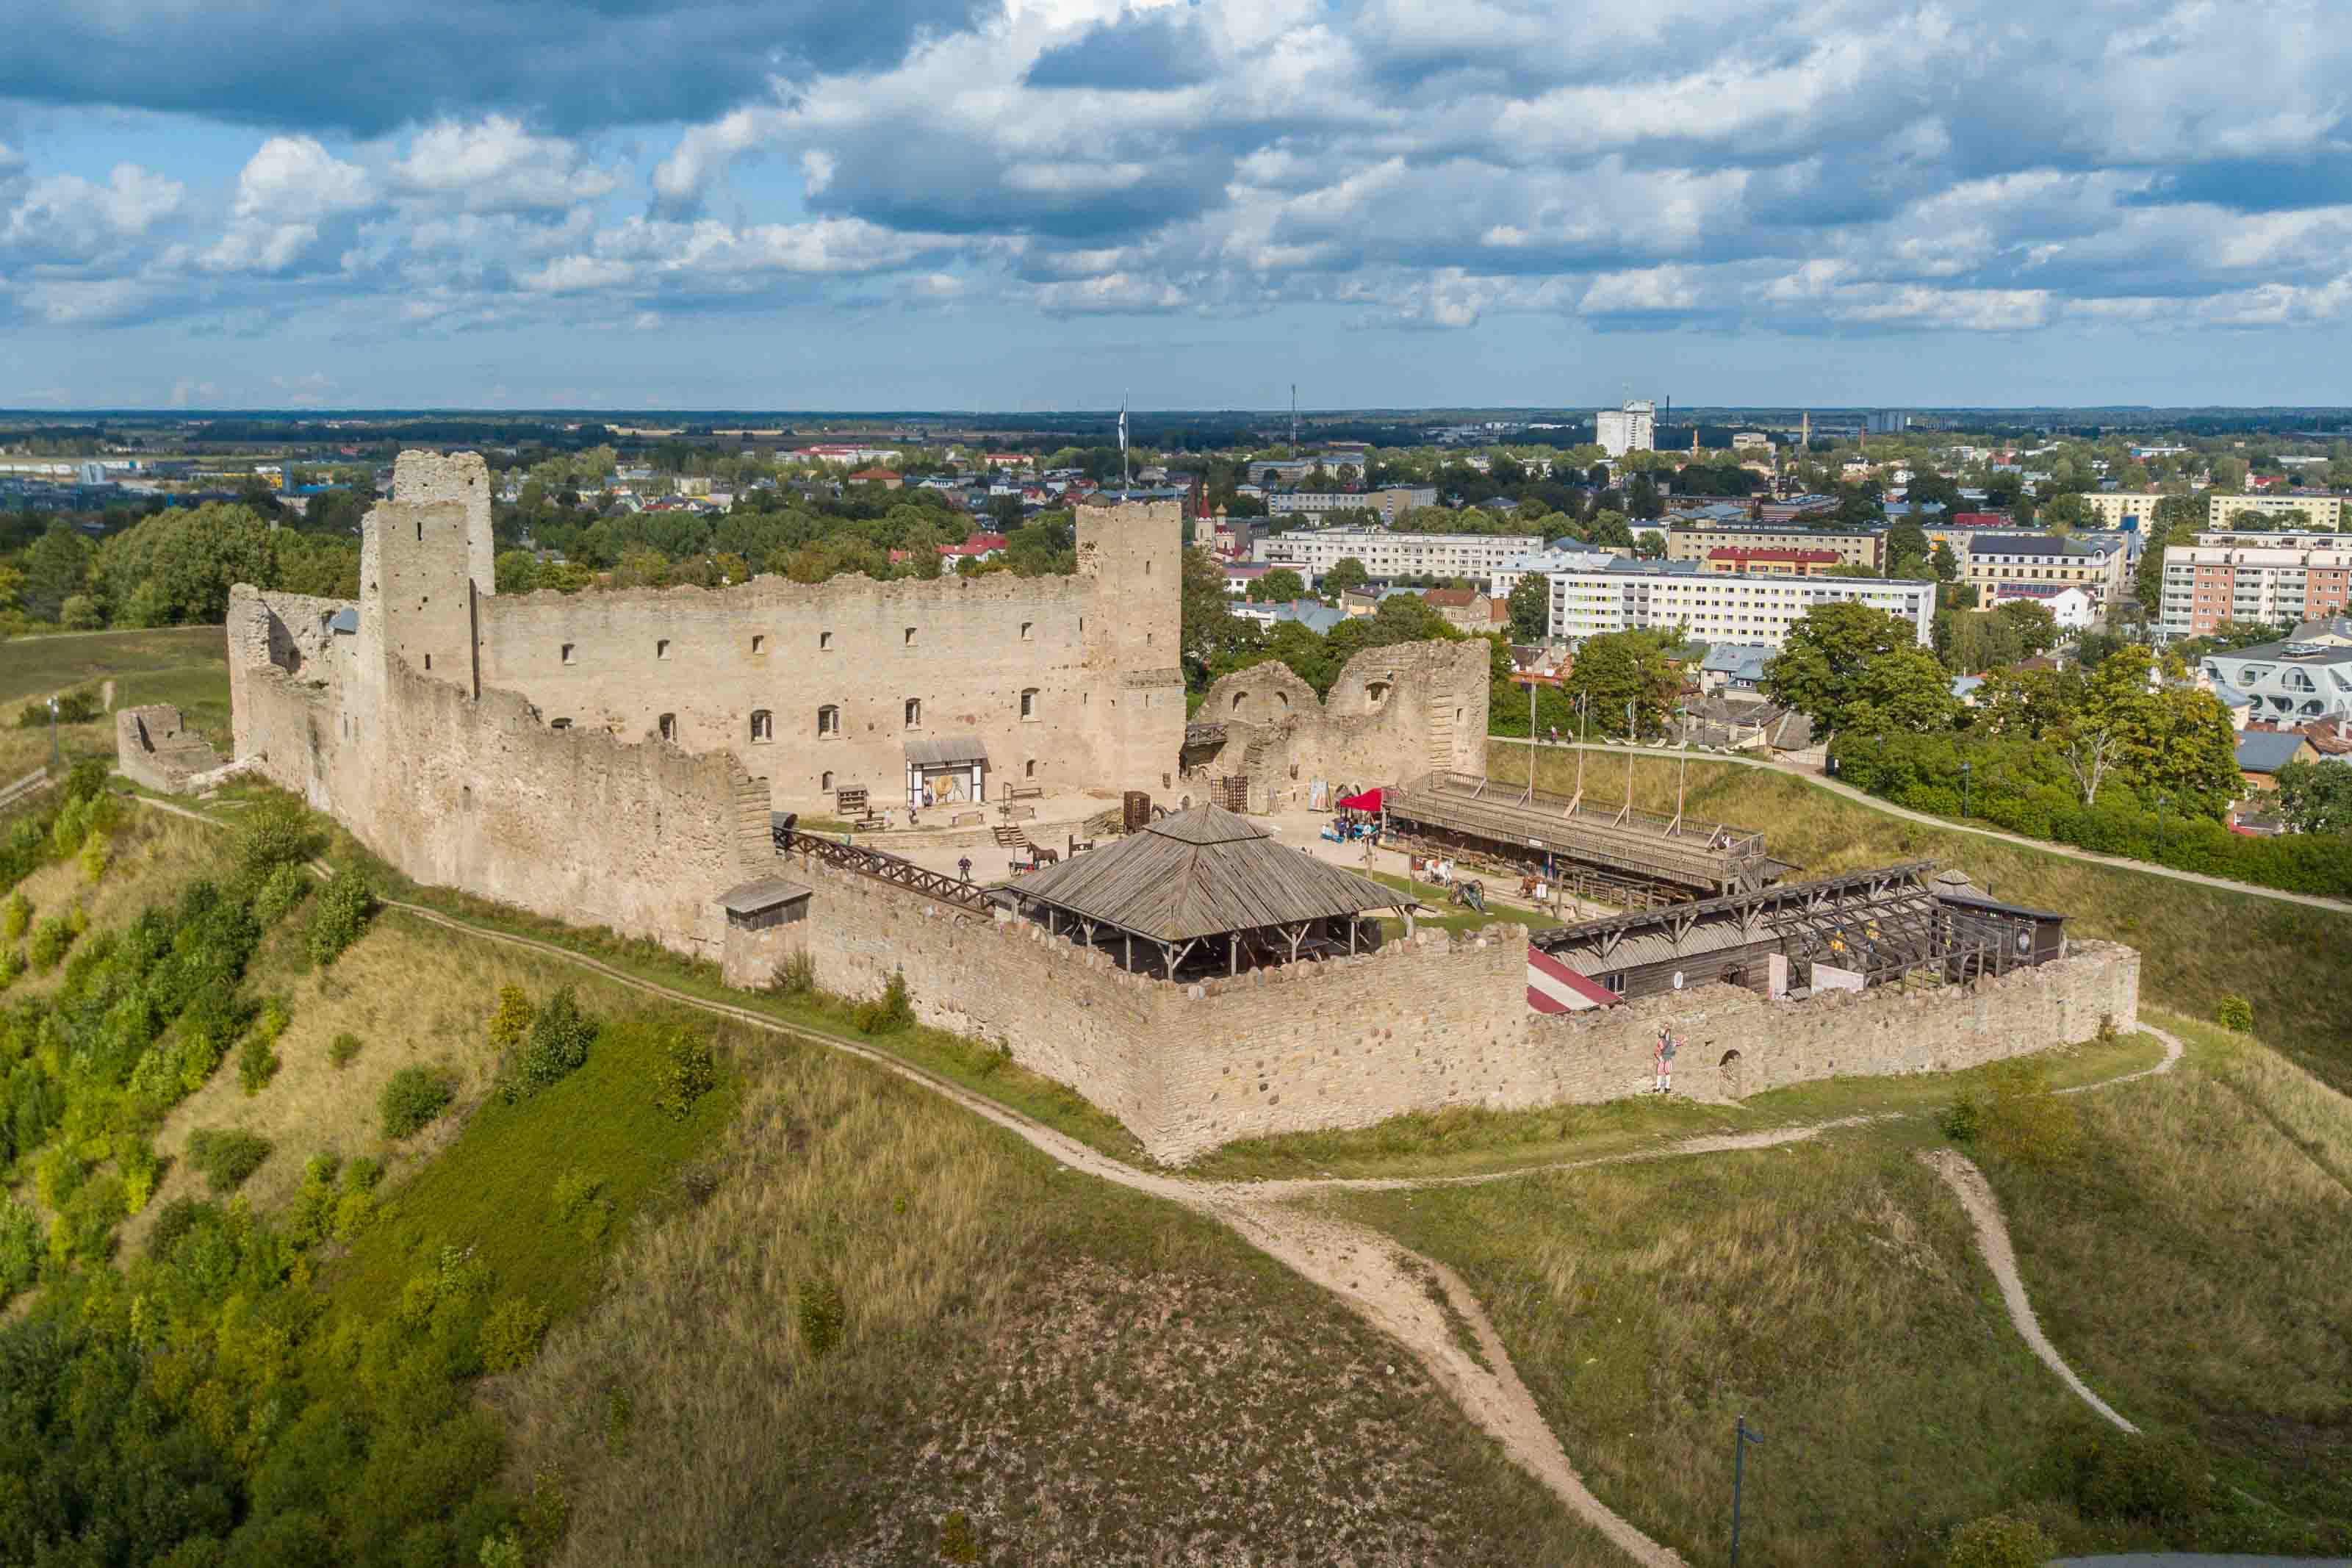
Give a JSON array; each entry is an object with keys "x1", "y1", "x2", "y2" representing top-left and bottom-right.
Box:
[
  {"x1": 1489, "y1": 746, "x2": 2352, "y2": 1090},
  {"x1": 496, "y1": 1045, "x2": 1610, "y2": 1567}
]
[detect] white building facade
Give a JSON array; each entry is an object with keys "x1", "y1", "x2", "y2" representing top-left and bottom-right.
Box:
[
  {"x1": 1595, "y1": 400, "x2": 1657, "y2": 458},
  {"x1": 1537, "y1": 566, "x2": 1936, "y2": 647},
  {"x1": 1254, "y1": 528, "x2": 1542, "y2": 585}
]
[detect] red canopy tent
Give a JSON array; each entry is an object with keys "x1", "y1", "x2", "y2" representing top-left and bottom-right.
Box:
[{"x1": 1337, "y1": 788, "x2": 1383, "y2": 811}]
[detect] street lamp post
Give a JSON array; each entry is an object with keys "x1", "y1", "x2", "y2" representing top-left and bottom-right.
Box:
[
  {"x1": 1730, "y1": 1414, "x2": 1766, "y2": 1567},
  {"x1": 46, "y1": 696, "x2": 59, "y2": 772},
  {"x1": 1960, "y1": 759, "x2": 1972, "y2": 821}
]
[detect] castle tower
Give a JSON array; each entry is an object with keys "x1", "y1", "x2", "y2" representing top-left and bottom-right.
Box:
[
  {"x1": 1076, "y1": 498, "x2": 1186, "y2": 792},
  {"x1": 361, "y1": 450, "x2": 495, "y2": 695}
]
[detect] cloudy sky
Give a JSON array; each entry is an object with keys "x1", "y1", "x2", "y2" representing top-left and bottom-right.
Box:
[{"x1": 3, "y1": 0, "x2": 2348, "y2": 410}]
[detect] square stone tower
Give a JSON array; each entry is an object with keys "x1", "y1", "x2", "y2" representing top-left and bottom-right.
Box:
[
  {"x1": 1076, "y1": 497, "x2": 1186, "y2": 791},
  {"x1": 359, "y1": 450, "x2": 495, "y2": 694}
]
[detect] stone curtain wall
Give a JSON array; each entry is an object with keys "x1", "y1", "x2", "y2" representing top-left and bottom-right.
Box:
[
  {"x1": 774, "y1": 841, "x2": 2142, "y2": 1164},
  {"x1": 472, "y1": 497, "x2": 1187, "y2": 810},
  {"x1": 114, "y1": 705, "x2": 224, "y2": 794},
  {"x1": 479, "y1": 571, "x2": 1112, "y2": 810},
  {"x1": 1188, "y1": 640, "x2": 1492, "y2": 811}
]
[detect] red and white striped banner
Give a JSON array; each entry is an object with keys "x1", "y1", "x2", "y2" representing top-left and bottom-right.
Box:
[{"x1": 1528, "y1": 943, "x2": 1619, "y2": 1013}]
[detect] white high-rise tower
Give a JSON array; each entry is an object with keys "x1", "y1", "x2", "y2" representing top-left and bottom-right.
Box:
[{"x1": 1595, "y1": 399, "x2": 1657, "y2": 458}]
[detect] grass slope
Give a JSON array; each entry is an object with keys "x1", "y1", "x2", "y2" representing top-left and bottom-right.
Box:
[
  {"x1": 1978, "y1": 1016, "x2": 2352, "y2": 1527},
  {"x1": 1334, "y1": 1014, "x2": 2351, "y2": 1564},
  {"x1": 0, "y1": 625, "x2": 231, "y2": 781},
  {"x1": 1489, "y1": 746, "x2": 2352, "y2": 1090},
  {"x1": 497, "y1": 1043, "x2": 1613, "y2": 1567}
]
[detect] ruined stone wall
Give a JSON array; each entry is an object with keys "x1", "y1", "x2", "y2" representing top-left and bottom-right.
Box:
[
  {"x1": 1186, "y1": 641, "x2": 1492, "y2": 812},
  {"x1": 114, "y1": 705, "x2": 223, "y2": 794},
  {"x1": 770, "y1": 845, "x2": 2141, "y2": 1162},
  {"x1": 470, "y1": 498, "x2": 1184, "y2": 810}
]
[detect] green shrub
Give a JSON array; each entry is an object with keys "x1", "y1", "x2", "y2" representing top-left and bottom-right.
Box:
[
  {"x1": 381, "y1": 1065, "x2": 456, "y2": 1140},
  {"x1": 1946, "y1": 1512, "x2": 2053, "y2": 1568},
  {"x1": 503, "y1": 988, "x2": 594, "y2": 1103},
  {"x1": 2035, "y1": 1429, "x2": 2215, "y2": 1531},
  {"x1": 253, "y1": 861, "x2": 312, "y2": 927},
  {"x1": 28, "y1": 916, "x2": 72, "y2": 972},
  {"x1": 487, "y1": 985, "x2": 535, "y2": 1054},
  {"x1": 550, "y1": 1167, "x2": 614, "y2": 1242},
  {"x1": 307, "y1": 871, "x2": 376, "y2": 966},
  {"x1": 0, "y1": 946, "x2": 24, "y2": 990},
  {"x1": 852, "y1": 971, "x2": 913, "y2": 1035},
  {"x1": 1977, "y1": 1057, "x2": 2080, "y2": 1168},
  {"x1": 328, "y1": 1032, "x2": 362, "y2": 1068},
  {"x1": 652, "y1": 1029, "x2": 716, "y2": 1121},
  {"x1": 16, "y1": 689, "x2": 101, "y2": 727},
  {"x1": 1939, "y1": 1094, "x2": 1982, "y2": 1143},
  {"x1": 2, "y1": 891, "x2": 28, "y2": 941},
  {"x1": 237, "y1": 797, "x2": 317, "y2": 877},
  {"x1": 0, "y1": 1193, "x2": 40, "y2": 1301},
  {"x1": 237, "y1": 1032, "x2": 279, "y2": 1096},
  {"x1": 603, "y1": 1389, "x2": 634, "y2": 1455},
  {"x1": 796, "y1": 1277, "x2": 844, "y2": 1358},
  {"x1": 480, "y1": 1295, "x2": 550, "y2": 1371},
  {"x1": 772, "y1": 949, "x2": 817, "y2": 996},
  {"x1": 938, "y1": 1511, "x2": 980, "y2": 1565},
  {"x1": 2216, "y1": 993, "x2": 2254, "y2": 1033},
  {"x1": 77, "y1": 835, "x2": 109, "y2": 883},
  {"x1": 187, "y1": 1128, "x2": 273, "y2": 1193}
]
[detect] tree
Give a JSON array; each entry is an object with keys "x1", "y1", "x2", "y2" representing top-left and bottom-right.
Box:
[
  {"x1": 1180, "y1": 547, "x2": 1257, "y2": 685},
  {"x1": 1930, "y1": 541, "x2": 1960, "y2": 583},
  {"x1": 495, "y1": 550, "x2": 542, "y2": 594},
  {"x1": 90, "y1": 503, "x2": 277, "y2": 624},
  {"x1": 1564, "y1": 629, "x2": 1684, "y2": 739},
  {"x1": 1886, "y1": 519, "x2": 1934, "y2": 577},
  {"x1": 1586, "y1": 510, "x2": 1633, "y2": 550},
  {"x1": 1990, "y1": 599, "x2": 2060, "y2": 658},
  {"x1": 2038, "y1": 492, "x2": 2090, "y2": 532},
  {"x1": 1248, "y1": 568, "x2": 1306, "y2": 604},
  {"x1": 1506, "y1": 575, "x2": 1551, "y2": 641},
  {"x1": 1323, "y1": 556, "x2": 1371, "y2": 597},
  {"x1": 2273, "y1": 759, "x2": 2352, "y2": 834},
  {"x1": 1762, "y1": 600, "x2": 1958, "y2": 737},
  {"x1": 21, "y1": 523, "x2": 91, "y2": 620}
]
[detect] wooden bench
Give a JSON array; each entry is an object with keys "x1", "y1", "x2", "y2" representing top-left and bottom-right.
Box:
[
  {"x1": 851, "y1": 813, "x2": 888, "y2": 832},
  {"x1": 998, "y1": 804, "x2": 1036, "y2": 822},
  {"x1": 950, "y1": 810, "x2": 984, "y2": 827},
  {"x1": 1004, "y1": 783, "x2": 1045, "y2": 801}
]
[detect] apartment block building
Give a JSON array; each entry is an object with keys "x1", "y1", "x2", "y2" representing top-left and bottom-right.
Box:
[
  {"x1": 1265, "y1": 485, "x2": 1437, "y2": 523},
  {"x1": 2209, "y1": 492, "x2": 2344, "y2": 531},
  {"x1": 1666, "y1": 520, "x2": 1883, "y2": 571},
  {"x1": 1488, "y1": 544, "x2": 1619, "y2": 600},
  {"x1": 1703, "y1": 547, "x2": 1844, "y2": 577},
  {"x1": 2197, "y1": 618, "x2": 2352, "y2": 724},
  {"x1": 1595, "y1": 400, "x2": 1657, "y2": 458},
  {"x1": 1537, "y1": 562, "x2": 1935, "y2": 647},
  {"x1": 1961, "y1": 533, "x2": 2126, "y2": 621},
  {"x1": 1254, "y1": 526, "x2": 1542, "y2": 585},
  {"x1": 2157, "y1": 535, "x2": 2352, "y2": 641},
  {"x1": 2078, "y1": 492, "x2": 2167, "y2": 531}
]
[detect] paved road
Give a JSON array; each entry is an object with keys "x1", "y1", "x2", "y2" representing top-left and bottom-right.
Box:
[{"x1": 1510, "y1": 739, "x2": 2352, "y2": 915}]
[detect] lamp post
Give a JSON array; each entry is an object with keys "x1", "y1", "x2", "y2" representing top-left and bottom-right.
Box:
[
  {"x1": 1730, "y1": 1414, "x2": 1766, "y2": 1567},
  {"x1": 46, "y1": 695, "x2": 59, "y2": 772},
  {"x1": 1959, "y1": 759, "x2": 1972, "y2": 821}
]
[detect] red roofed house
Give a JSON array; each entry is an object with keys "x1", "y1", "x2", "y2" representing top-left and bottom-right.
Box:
[
  {"x1": 1947, "y1": 512, "x2": 2010, "y2": 528},
  {"x1": 1704, "y1": 546, "x2": 1843, "y2": 578},
  {"x1": 848, "y1": 467, "x2": 905, "y2": 489},
  {"x1": 1420, "y1": 586, "x2": 1497, "y2": 632},
  {"x1": 942, "y1": 532, "x2": 1007, "y2": 562}
]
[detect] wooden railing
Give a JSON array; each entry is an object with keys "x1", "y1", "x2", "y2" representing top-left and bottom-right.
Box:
[{"x1": 774, "y1": 825, "x2": 995, "y2": 913}]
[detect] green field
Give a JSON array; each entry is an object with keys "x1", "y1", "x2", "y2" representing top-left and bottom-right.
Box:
[
  {"x1": 1334, "y1": 1015, "x2": 2352, "y2": 1564},
  {"x1": 0, "y1": 625, "x2": 232, "y2": 781},
  {"x1": 1487, "y1": 745, "x2": 2352, "y2": 1092}
]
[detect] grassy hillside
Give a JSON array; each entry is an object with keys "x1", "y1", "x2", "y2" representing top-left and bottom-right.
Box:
[
  {"x1": 0, "y1": 625, "x2": 231, "y2": 781},
  {"x1": 1334, "y1": 1013, "x2": 2352, "y2": 1565},
  {"x1": 0, "y1": 794, "x2": 1608, "y2": 1566},
  {"x1": 1489, "y1": 745, "x2": 2352, "y2": 1090},
  {"x1": 496, "y1": 1044, "x2": 1610, "y2": 1567}
]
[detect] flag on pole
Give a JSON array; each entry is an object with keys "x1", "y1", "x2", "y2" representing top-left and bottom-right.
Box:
[{"x1": 1118, "y1": 406, "x2": 1129, "y2": 453}]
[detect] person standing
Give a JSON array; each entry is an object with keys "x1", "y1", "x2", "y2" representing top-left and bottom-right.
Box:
[
  {"x1": 1654, "y1": 1027, "x2": 1678, "y2": 1094},
  {"x1": 957, "y1": 855, "x2": 973, "y2": 884}
]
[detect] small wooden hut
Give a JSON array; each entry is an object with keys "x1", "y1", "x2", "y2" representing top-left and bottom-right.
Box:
[{"x1": 999, "y1": 803, "x2": 1420, "y2": 979}]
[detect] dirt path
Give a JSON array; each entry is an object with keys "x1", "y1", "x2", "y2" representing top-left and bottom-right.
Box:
[
  {"x1": 1523, "y1": 741, "x2": 2352, "y2": 915},
  {"x1": 126, "y1": 792, "x2": 2187, "y2": 1566},
  {"x1": 1919, "y1": 1147, "x2": 2141, "y2": 1434}
]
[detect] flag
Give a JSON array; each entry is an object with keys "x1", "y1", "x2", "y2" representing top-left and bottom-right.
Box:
[
  {"x1": 1527, "y1": 943, "x2": 1619, "y2": 1013},
  {"x1": 1118, "y1": 406, "x2": 1129, "y2": 453}
]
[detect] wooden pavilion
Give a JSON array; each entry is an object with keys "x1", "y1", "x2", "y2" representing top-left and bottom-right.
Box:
[{"x1": 996, "y1": 802, "x2": 1423, "y2": 979}]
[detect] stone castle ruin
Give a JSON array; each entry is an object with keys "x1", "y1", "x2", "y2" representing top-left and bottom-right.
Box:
[{"x1": 169, "y1": 450, "x2": 2139, "y2": 1163}]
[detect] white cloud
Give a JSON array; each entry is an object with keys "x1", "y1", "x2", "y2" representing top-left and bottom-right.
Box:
[
  {"x1": 389, "y1": 116, "x2": 618, "y2": 212},
  {"x1": 204, "y1": 135, "x2": 374, "y2": 273},
  {"x1": 2, "y1": 163, "x2": 184, "y2": 260}
]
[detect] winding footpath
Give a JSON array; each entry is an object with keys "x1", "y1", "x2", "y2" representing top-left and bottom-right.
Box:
[
  {"x1": 1521, "y1": 739, "x2": 2352, "y2": 915},
  {"x1": 131, "y1": 792, "x2": 2191, "y2": 1567}
]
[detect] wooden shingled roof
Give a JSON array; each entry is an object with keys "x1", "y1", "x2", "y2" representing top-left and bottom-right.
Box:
[{"x1": 1007, "y1": 803, "x2": 1410, "y2": 942}]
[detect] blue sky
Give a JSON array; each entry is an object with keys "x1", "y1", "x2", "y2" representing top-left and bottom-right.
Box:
[{"x1": 4, "y1": 0, "x2": 2350, "y2": 410}]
